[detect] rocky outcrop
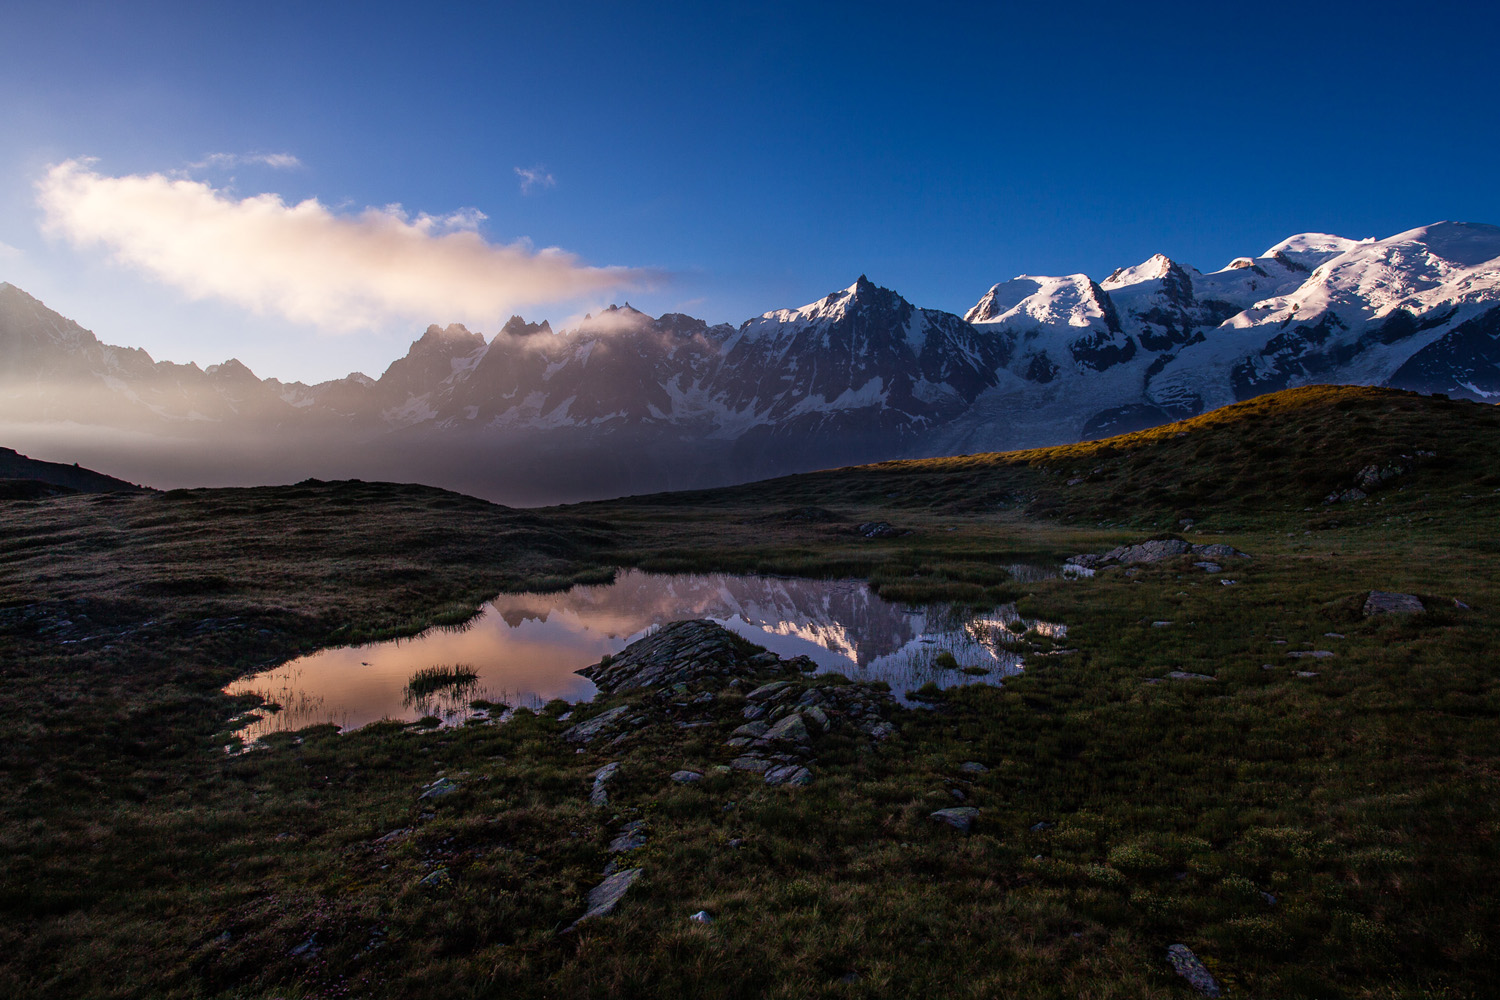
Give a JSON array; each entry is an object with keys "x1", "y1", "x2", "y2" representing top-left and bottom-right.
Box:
[
  {"x1": 1067, "y1": 539, "x2": 1250, "y2": 569},
  {"x1": 578, "y1": 620, "x2": 767, "y2": 694},
  {"x1": 1364, "y1": 591, "x2": 1425, "y2": 615}
]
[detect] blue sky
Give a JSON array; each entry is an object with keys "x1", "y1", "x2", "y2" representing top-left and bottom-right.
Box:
[{"x1": 2, "y1": 0, "x2": 1498, "y2": 383}]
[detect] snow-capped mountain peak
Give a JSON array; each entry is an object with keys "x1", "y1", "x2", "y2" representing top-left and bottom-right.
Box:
[
  {"x1": 964, "y1": 274, "x2": 1114, "y2": 330},
  {"x1": 1101, "y1": 253, "x2": 1196, "y2": 291}
]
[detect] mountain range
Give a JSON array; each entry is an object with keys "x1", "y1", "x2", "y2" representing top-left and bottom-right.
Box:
[{"x1": 2, "y1": 221, "x2": 1497, "y2": 504}]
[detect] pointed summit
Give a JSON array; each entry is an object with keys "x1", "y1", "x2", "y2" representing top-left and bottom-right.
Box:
[
  {"x1": 500, "y1": 315, "x2": 552, "y2": 338},
  {"x1": 406, "y1": 323, "x2": 486, "y2": 358}
]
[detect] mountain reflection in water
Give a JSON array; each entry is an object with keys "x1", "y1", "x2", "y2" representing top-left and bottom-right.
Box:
[{"x1": 224, "y1": 569, "x2": 1068, "y2": 742}]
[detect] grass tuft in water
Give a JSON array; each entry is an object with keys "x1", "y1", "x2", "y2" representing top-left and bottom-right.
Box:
[{"x1": 405, "y1": 664, "x2": 480, "y2": 698}]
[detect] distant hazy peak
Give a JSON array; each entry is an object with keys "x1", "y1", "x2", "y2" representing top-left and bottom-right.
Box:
[
  {"x1": 500, "y1": 315, "x2": 553, "y2": 338},
  {"x1": 408, "y1": 322, "x2": 486, "y2": 356}
]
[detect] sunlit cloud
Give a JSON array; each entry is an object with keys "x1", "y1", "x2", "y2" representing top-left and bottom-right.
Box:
[
  {"x1": 514, "y1": 165, "x2": 556, "y2": 194},
  {"x1": 36, "y1": 159, "x2": 654, "y2": 333},
  {"x1": 188, "y1": 152, "x2": 304, "y2": 171}
]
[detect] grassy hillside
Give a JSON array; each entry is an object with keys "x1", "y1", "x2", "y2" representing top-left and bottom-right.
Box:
[
  {"x1": 1, "y1": 385, "x2": 1497, "y2": 998},
  {"x1": 0, "y1": 445, "x2": 150, "y2": 493}
]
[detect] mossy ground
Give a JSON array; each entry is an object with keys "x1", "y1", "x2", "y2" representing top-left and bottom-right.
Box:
[{"x1": 1, "y1": 386, "x2": 1497, "y2": 998}]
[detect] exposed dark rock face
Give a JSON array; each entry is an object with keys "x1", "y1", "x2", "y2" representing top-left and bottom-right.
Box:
[{"x1": 578, "y1": 620, "x2": 765, "y2": 694}]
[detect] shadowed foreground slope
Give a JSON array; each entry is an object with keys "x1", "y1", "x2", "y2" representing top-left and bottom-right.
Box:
[{"x1": 0, "y1": 386, "x2": 1496, "y2": 999}]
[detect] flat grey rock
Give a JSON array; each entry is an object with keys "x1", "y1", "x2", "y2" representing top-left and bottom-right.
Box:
[
  {"x1": 764, "y1": 764, "x2": 812, "y2": 786},
  {"x1": 608, "y1": 820, "x2": 648, "y2": 853},
  {"x1": 930, "y1": 807, "x2": 980, "y2": 832},
  {"x1": 730, "y1": 719, "x2": 769, "y2": 739},
  {"x1": 418, "y1": 777, "x2": 458, "y2": 801},
  {"x1": 589, "y1": 761, "x2": 620, "y2": 807},
  {"x1": 731, "y1": 756, "x2": 772, "y2": 773},
  {"x1": 562, "y1": 705, "x2": 631, "y2": 743},
  {"x1": 958, "y1": 761, "x2": 988, "y2": 774},
  {"x1": 1364, "y1": 590, "x2": 1425, "y2": 616},
  {"x1": 1166, "y1": 671, "x2": 1217, "y2": 681},
  {"x1": 573, "y1": 868, "x2": 642, "y2": 926},
  {"x1": 1286, "y1": 650, "x2": 1334, "y2": 659},
  {"x1": 670, "y1": 770, "x2": 703, "y2": 783},
  {"x1": 763, "y1": 712, "x2": 810, "y2": 743},
  {"x1": 746, "y1": 680, "x2": 794, "y2": 702}
]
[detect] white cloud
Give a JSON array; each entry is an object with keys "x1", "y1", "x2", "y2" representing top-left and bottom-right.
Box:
[
  {"x1": 0, "y1": 240, "x2": 21, "y2": 261},
  {"x1": 188, "y1": 152, "x2": 304, "y2": 171},
  {"x1": 37, "y1": 159, "x2": 654, "y2": 333},
  {"x1": 514, "y1": 165, "x2": 556, "y2": 194}
]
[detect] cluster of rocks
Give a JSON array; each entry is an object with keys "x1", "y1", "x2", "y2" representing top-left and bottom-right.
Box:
[
  {"x1": 551, "y1": 620, "x2": 909, "y2": 927},
  {"x1": 578, "y1": 619, "x2": 796, "y2": 694},
  {"x1": 724, "y1": 675, "x2": 899, "y2": 786},
  {"x1": 855, "y1": 521, "x2": 904, "y2": 539},
  {"x1": 1323, "y1": 452, "x2": 1434, "y2": 504},
  {"x1": 1067, "y1": 539, "x2": 1250, "y2": 570},
  {"x1": 563, "y1": 621, "x2": 901, "y2": 782}
]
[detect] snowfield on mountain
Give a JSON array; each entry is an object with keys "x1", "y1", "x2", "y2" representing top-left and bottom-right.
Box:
[{"x1": 2, "y1": 221, "x2": 1497, "y2": 502}]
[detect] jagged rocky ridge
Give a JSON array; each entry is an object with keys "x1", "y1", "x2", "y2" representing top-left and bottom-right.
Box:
[{"x1": 2, "y1": 221, "x2": 1497, "y2": 503}]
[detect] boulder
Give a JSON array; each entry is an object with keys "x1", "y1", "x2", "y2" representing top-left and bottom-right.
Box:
[
  {"x1": 765, "y1": 765, "x2": 813, "y2": 786},
  {"x1": 1364, "y1": 590, "x2": 1425, "y2": 616},
  {"x1": 562, "y1": 706, "x2": 631, "y2": 744},
  {"x1": 579, "y1": 620, "x2": 769, "y2": 694},
  {"x1": 730, "y1": 720, "x2": 770, "y2": 740},
  {"x1": 1166, "y1": 944, "x2": 1221, "y2": 997},
  {"x1": 670, "y1": 770, "x2": 703, "y2": 784},
  {"x1": 746, "y1": 680, "x2": 794, "y2": 702},
  {"x1": 930, "y1": 807, "x2": 980, "y2": 832},
  {"x1": 763, "y1": 713, "x2": 811, "y2": 743}
]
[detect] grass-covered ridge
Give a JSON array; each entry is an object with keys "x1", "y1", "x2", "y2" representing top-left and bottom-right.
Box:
[{"x1": 1, "y1": 385, "x2": 1497, "y2": 998}]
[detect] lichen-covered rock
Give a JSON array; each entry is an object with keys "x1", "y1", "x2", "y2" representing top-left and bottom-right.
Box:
[
  {"x1": 579, "y1": 620, "x2": 767, "y2": 694},
  {"x1": 1166, "y1": 944, "x2": 1221, "y2": 997},
  {"x1": 763, "y1": 712, "x2": 811, "y2": 743},
  {"x1": 730, "y1": 720, "x2": 770, "y2": 740},
  {"x1": 589, "y1": 761, "x2": 620, "y2": 806}
]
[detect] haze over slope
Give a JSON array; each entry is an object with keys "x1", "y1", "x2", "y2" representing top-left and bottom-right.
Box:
[{"x1": 2, "y1": 222, "x2": 1497, "y2": 504}]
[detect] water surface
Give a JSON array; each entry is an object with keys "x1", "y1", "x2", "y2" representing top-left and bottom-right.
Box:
[{"x1": 224, "y1": 569, "x2": 1068, "y2": 742}]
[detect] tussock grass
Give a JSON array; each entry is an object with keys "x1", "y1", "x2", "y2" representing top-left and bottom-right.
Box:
[{"x1": 405, "y1": 664, "x2": 479, "y2": 698}]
